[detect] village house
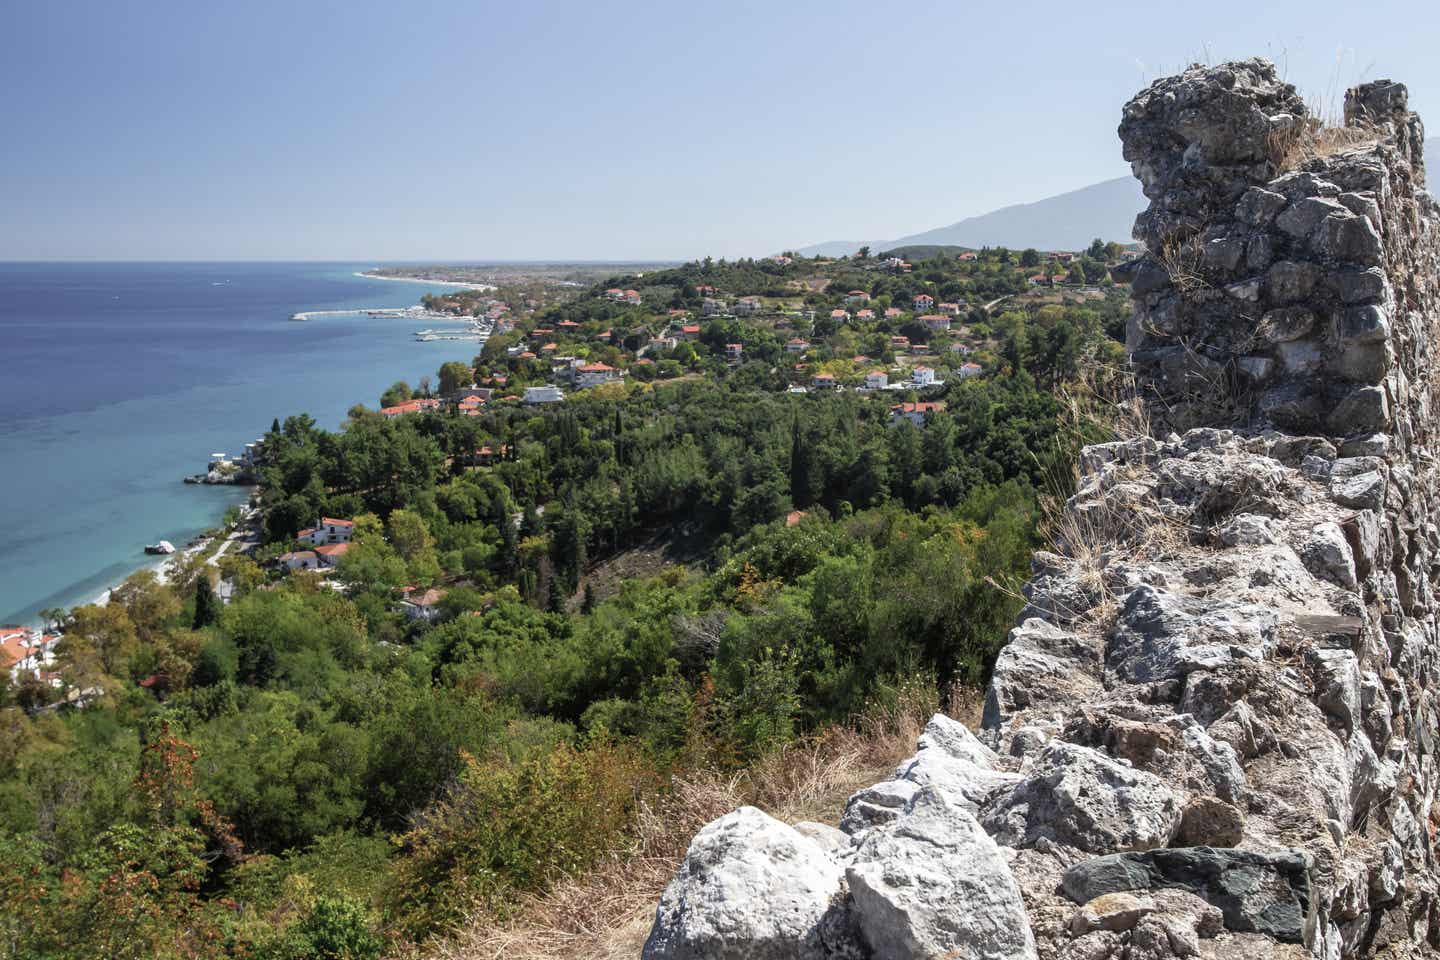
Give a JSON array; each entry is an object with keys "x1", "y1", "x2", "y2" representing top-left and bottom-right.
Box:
[
  {"x1": 910, "y1": 342, "x2": 930, "y2": 355},
  {"x1": 957, "y1": 361, "x2": 983, "y2": 378},
  {"x1": 298, "y1": 518, "x2": 354, "y2": 546},
  {"x1": 401, "y1": 587, "x2": 447, "y2": 622},
  {"x1": 786, "y1": 337, "x2": 809, "y2": 354},
  {"x1": 702, "y1": 297, "x2": 727, "y2": 316},
  {"x1": 734, "y1": 296, "x2": 762, "y2": 316},
  {"x1": 677, "y1": 324, "x2": 702, "y2": 341},
  {"x1": 647, "y1": 336, "x2": 678, "y2": 353},
  {"x1": 845, "y1": 290, "x2": 871, "y2": 305},
  {"x1": 889, "y1": 335, "x2": 910, "y2": 351},
  {"x1": 937, "y1": 302, "x2": 961, "y2": 315},
  {"x1": 884, "y1": 307, "x2": 903, "y2": 320},
  {"x1": 912, "y1": 366, "x2": 945, "y2": 388},
  {"x1": 830, "y1": 308, "x2": 850, "y2": 324},
  {"x1": 622, "y1": 289, "x2": 642, "y2": 306},
  {"x1": 890, "y1": 401, "x2": 946, "y2": 428},
  {"x1": 812, "y1": 373, "x2": 839, "y2": 390},
  {"x1": 277, "y1": 550, "x2": 320, "y2": 571},
  {"x1": 856, "y1": 308, "x2": 875, "y2": 321},
  {"x1": 770, "y1": 255, "x2": 793, "y2": 266},
  {"x1": 575, "y1": 362, "x2": 619, "y2": 389},
  {"x1": 523, "y1": 385, "x2": 565, "y2": 404},
  {"x1": 863, "y1": 370, "x2": 889, "y2": 391},
  {"x1": 958, "y1": 251, "x2": 978, "y2": 261},
  {"x1": 919, "y1": 314, "x2": 952, "y2": 333},
  {"x1": 725, "y1": 343, "x2": 743, "y2": 362},
  {"x1": 380, "y1": 398, "x2": 441, "y2": 418},
  {"x1": 1028, "y1": 274, "x2": 1049, "y2": 287},
  {"x1": 604, "y1": 287, "x2": 625, "y2": 300},
  {"x1": 464, "y1": 444, "x2": 510, "y2": 467},
  {"x1": 912, "y1": 293, "x2": 934, "y2": 312},
  {"x1": 315, "y1": 542, "x2": 350, "y2": 568},
  {"x1": 1, "y1": 625, "x2": 59, "y2": 685}
]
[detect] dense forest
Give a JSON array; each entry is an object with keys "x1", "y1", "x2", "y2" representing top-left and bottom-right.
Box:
[{"x1": 0, "y1": 256, "x2": 1128, "y2": 958}]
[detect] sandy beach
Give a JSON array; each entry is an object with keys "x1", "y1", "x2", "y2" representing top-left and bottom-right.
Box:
[{"x1": 354, "y1": 271, "x2": 496, "y2": 292}]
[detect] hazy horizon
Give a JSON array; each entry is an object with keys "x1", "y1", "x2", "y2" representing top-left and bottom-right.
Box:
[{"x1": 6, "y1": 0, "x2": 1438, "y2": 261}]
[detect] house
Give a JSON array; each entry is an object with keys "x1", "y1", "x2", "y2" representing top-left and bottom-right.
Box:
[
  {"x1": 401, "y1": 587, "x2": 447, "y2": 622},
  {"x1": 770, "y1": 255, "x2": 794, "y2": 266},
  {"x1": 863, "y1": 370, "x2": 889, "y2": 391},
  {"x1": 889, "y1": 335, "x2": 910, "y2": 351},
  {"x1": 1028, "y1": 274, "x2": 1048, "y2": 286},
  {"x1": 604, "y1": 287, "x2": 625, "y2": 300},
  {"x1": 678, "y1": 324, "x2": 702, "y2": 341},
  {"x1": 575, "y1": 362, "x2": 619, "y2": 389},
  {"x1": 884, "y1": 307, "x2": 903, "y2": 320},
  {"x1": 957, "y1": 361, "x2": 984, "y2": 379},
  {"x1": 315, "y1": 542, "x2": 350, "y2": 568},
  {"x1": 912, "y1": 294, "x2": 934, "y2": 311},
  {"x1": 456, "y1": 394, "x2": 485, "y2": 416},
  {"x1": 910, "y1": 343, "x2": 930, "y2": 354},
  {"x1": 523, "y1": 385, "x2": 565, "y2": 404},
  {"x1": 959, "y1": 251, "x2": 978, "y2": 261},
  {"x1": 785, "y1": 510, "x2": 808, "y2": 527},
  {"x1": 277, "y1": 550, "x2": 320, "y2": 571},
  {"x1": 949, "y1": 342, "x2": 975, "y2": 356},
  {"x1": 831, "y1": 309, "x2": 850, "y2": 324},
  {"x1": 735, "y1": 296, "x2": 762, "y2": 316},
  {"x1": 622, "y1": 289, "x2": 642, "y2": 305},
  {"x1": 299, "y1": 518, "x2": 354, "y2": 546},
  {"x1": 812, "y1": 373, "x2": 839, "y2": 390},
  {"x1": 856, "y1": 309, "x2": 875, "y2": 321},
  {"x1": 845, "y1": 290, "x2": 871, "y2": 305},
  {"x1": 1, "y1": 625, "x2": 59, "y2": 683},
  {"x1": 938, "y1": 302, "x2": 961, "y2": 315},
  {"x1": 785, "y1": 338, "x2": 809, "y2": 354},
  {"x1": 726, "y1": 343, "x2": 744, "y2": 361},
  {"x1": 647, "y1": 336, "x2": 678, "y2": 353},
  {"x1": 890, "y1": 401, "x2": 946, "y2": 428},
  {"x1": 695, "y1": 285, "x2": 717, "y2": 296},
  {"x1": 465, "y1": 444, "x2": 510, "y2": 467},
  {"x1": 702, "y1": 298, "x2": 727, "y2": 316},
  {"x1": 919, "y1": 314, "x2": 952, "y2": 332},
  {"x1": 380, "y1": 398, "x2": 441, "y2": 418},
  {"x1": 912, "y1": 366, "x2": 937, "y2": 387}
]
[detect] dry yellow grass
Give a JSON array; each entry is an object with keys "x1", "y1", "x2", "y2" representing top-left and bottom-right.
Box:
[{"x1": 409, "y1": 693, "x2": 948, "y2": 960}]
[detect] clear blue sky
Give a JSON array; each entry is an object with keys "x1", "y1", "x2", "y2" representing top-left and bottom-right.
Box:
[{"x1": 3, "y1": 0, "x2": 1436, "y2": 261}]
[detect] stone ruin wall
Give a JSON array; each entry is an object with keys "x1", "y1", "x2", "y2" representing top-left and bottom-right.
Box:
[{"x1": 640, "y1": 60, "x2": 1440, "y2": 960}]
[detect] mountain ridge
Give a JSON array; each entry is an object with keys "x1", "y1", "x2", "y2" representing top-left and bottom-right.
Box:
[{"x1": 795, "y1": 136, "x2": 1440, "y2": 257}]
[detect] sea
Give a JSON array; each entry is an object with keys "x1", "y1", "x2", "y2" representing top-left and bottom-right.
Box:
[{"x1": 0, "y1": 262, "x2": 487, "y2": 625}]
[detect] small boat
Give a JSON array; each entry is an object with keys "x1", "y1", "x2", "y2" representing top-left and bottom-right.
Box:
[{"x1": 144, "y1": 540, "x2": 176, "y2": 555}]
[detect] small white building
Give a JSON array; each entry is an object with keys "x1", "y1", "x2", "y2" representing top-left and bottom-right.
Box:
[
  {"x1": 890, "y1": 401, "x2": 946, "y2": 428},
  {"x1": 912, "y1": 366, "x2": 936, "y2": 387},
  {"x1": 734, "y1": 296, "x2": 762, "y2": 316},
  {"x1": 277, "y1": 550, "x2": 320, "y2": 571},
  {"x1": 913, "y1": 294, "x2": 934, "y2": 312},
  {"x1": 523, "y1": 385, "x2": 566, "y2": 404},
  {"x1": 726, "y1": 343, "x2": 744, "y2": 361},
  {"x1": 785, "y1": 338, "x2": 809, "y2": 354},
  {"x1": 830, "y1": 309, "x2": 850, "y2": 324},
  {"x1": 957, "y1": 361, "x2": 984, "y2": 379},
  {"x1": 920, "y1": 314, "x2": 952, "y2": 333},
  {"x1": 575, "y1": 362, "x2": 619, "y2": 389},
  {"x1": 863, "y1": 370, "x2": 889, "y2": 391},
  {"x1": 702, "y1": 298, "x2": 727, "y2": 316},
  {"x1": 315, "y1": 542, "x2": 351, "y2": 568},
  {"x1": 402, "y1": 587, "x2": 447, "y2": 622}
]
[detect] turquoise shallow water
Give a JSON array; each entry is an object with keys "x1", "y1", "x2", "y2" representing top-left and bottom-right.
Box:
[{"x1": 0, "y1": 262, "x2": 482, "y2": 624}]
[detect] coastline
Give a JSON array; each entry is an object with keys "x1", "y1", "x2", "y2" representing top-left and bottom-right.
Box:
[{"x1": 354, "y1": 271, "x2": 496, "y2": 292}]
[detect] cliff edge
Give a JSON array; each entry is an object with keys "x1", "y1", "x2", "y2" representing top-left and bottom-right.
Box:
[{"x1": 640, "y1": 60, "x2": 1440, "y2": 959}]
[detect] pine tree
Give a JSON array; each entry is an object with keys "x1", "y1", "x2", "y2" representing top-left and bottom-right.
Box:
[
  {"x1": 581, "y1": 582, "x2": 596, "y2": 614},
  {"x1": 192, "y1": 575, "x2": 219, "y2": 629}
]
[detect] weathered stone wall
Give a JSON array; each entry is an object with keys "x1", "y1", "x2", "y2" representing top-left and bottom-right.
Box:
[{"x1": 640, "y1": 60, "x2": 1440, "y2": 960}]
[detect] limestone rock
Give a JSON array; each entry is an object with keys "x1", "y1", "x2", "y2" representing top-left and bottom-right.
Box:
[
  {"x1": 847, "y1": 786, "x2": 1037, "y2": 960},
  {"x1": 643, "y1": 807, "x2": 856, "y2": 960}
]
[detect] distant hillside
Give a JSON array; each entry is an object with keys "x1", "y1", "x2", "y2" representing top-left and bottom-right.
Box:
[{"x1": 796, "y1": 138, "x2": 1440, "y2": 258}]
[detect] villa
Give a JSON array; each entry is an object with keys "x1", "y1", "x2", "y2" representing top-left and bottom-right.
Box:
[
  {"x1": 380, "y1": 398, "x2": 441, "y2": 418},
  {"x1": 735, "y1": 296, "x2": 762, "y2": 316},
  {"x1": 890, "y1": 401, "x2": 946, "y2": 428},
  {"x1": 912, "y1": 294, "x2": 934, "y2": 311},
  {"x1": 575, "y1": 362, "x2": 619, "y2": 389},
  {"x1": 786, "y1": 338, "x2": 809, "y2": 354},
  {"x1": 919, "y1": 314, "x2": 951, "y2": 332},
  {"x1": 726, "y1": 343, "x2": 743, "y2": 361},
  {"x1": 315, "y1": 542, "x2": 350, "y2": 568},
  {"x1": 523, "y1": 385, "x2": 565, "y2": 404},
  {"x1": 298, "y1": 518, "x2": 354, "y2": 546},
  {"x1": 863, "y1": 370, "x2": 889, "y2": 391}
]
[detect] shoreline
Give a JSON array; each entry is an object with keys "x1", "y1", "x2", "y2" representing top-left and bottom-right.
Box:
[{"x1": 353, "y1": 271, "x2": 496, "y2": 292}]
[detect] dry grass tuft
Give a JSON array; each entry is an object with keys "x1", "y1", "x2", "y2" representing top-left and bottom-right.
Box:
[
  {"x1": 1267, "y1": 117, "x2": 1379, "y2": 172},
  {"x1": 1153, "y1": 236, "x2": 1209, "y2": 293},
  {"x1": 414, "y1": 694, "x2": 937, "y2": 960}
]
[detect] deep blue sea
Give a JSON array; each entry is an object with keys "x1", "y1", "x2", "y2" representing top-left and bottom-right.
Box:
[{"x1": 0, "y1": 262, "x2": 484, "y2": 624}]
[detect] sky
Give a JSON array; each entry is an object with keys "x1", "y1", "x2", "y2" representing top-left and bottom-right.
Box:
[{"x1": 3, "y1": 0, "x2": 1437, "y2": 261}]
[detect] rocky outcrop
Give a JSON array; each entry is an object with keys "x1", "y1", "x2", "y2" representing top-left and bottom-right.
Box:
[{"x1": 644, "y1": 59, "x2": 1440, "y2": 960}]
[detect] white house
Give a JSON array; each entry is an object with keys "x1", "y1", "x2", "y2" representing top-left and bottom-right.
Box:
[
  {"x1": 912, "y1": 366, "x2": 937, "y2": 387},
  {"x1": 785, "y1": 338, "x2": 809, "y2": 354},
  {"x1": 702, "y1": 298, "x2": 728, "y2": 316},
  {"x1": 1, "y1": 625, "x2": 59, "y2": 684},
  {"x1": 523, "y1": 385, "x2": 566, "y2": 404},
  {"x1": 299, "y1": 518, "x2": 354, "y2": 546},
  {"x1": 863, "y1": 370, "x2": 889, "y2": 391},
  {"x1": 919, "y1": 314, "x2": 951, "y2": 333},
  {"x1": 845, "y1": 290, "x2": 871, "y2": 305},
  {"x1": 812, "y1": 373, "x2": 840, "y2": 390},
  {"x1": 315, "y1": 542, "x2": 351, "y2": 568},
  {"x1": 726, "y1": 343, "x2": 744, "y2": 361},
  {"x1": 402, "y1": 587, "x2": 447, "y2": 622},
  {"x1": 913, "y1": 294, "x2": 934, "y2": 311},
  {"x1": 277, "y1": 550, "x2": 320, "y2": 571},
  {"x1": 890, "y1": 401, "x2": 946, "y2": 428},
  {"x1": 575, "y1": 362, "x2": 619, "y2": 389},
  {"x1": 830, "y1": 309, "x2": 850, "y2": 324},
  {"x1": 957, "y1": 361, "x2": 983, "y2": 379},
  {"x1": 735, "y1": 296, "x2": 762, "y2": 316}
]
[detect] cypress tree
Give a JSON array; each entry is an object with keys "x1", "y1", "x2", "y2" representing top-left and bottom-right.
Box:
[{"x1": 193, "y1": 574, "x2": 219, "y2": 629}]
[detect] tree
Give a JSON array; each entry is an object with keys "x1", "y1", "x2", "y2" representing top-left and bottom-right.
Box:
[
  {"x1": 379, "y1": 381, "x2": 412, "y2": 409},
  {"x1": 1068, "y1": 260, "x2": 1088, "y2": 285},
  {"x1": 59, "y1": 603, "x2": 138, "y2": 681},
  {"x1": 438, "y1": 361, "x2": 472, "y2": 395},
  {"x1": 1087, "y1": 237, "x2": 1107, "y2": 259},
  {"x1": 856, "y1": 246, "x2": 871, "y2": 259},
  {"x1": 192, "y1": 574, "x2": 219, "y2": 629},
  {"x1": 1019, "y1": 248, "x2": 1041, "y2": 268}
]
